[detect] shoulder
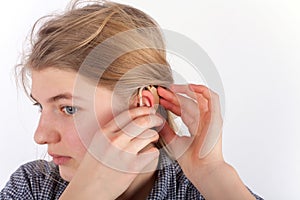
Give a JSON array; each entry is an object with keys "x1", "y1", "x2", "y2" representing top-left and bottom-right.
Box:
[
  {"x1": 12, "y1": 160, "x2": 56, "y2": 177},
  {"x1": 0, "y1": 160, "x2": 68, "y2": 200},
  {"x1": 6, "y1": 160, "x2": 61, "y2": 184}
]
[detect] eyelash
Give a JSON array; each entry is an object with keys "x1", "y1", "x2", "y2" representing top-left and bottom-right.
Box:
[{"x1": 33, "y1": 103, "x2": 78, "y2": 116}]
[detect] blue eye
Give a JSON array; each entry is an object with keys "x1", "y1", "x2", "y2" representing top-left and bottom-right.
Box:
[{"x1": 62, "y1": 106, "x2": 78, "y2": 115}]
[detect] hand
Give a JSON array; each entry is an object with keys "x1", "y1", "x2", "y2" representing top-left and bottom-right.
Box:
[
  {"x1": 158, "y1": 84, "x2": 256, "y2": 200},
  {"x1": 157, "y1": 84, "x2": 224, "y2": 180},
  {"x1": 60, "y1": 107, "x2": 162, "y2": 200}
]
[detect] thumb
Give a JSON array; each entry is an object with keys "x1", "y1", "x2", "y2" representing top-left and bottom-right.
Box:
[
  {"x1": 158, "y1": 121, "x2": 178, "y2": 145},
  {"x1": 159, "y1": 121, "x2": 194, "y2": 161}
]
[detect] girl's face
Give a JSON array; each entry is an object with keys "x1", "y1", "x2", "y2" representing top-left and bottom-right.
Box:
[{"x1": 31, "y1": 68, "x2": 115, "y2": 181}]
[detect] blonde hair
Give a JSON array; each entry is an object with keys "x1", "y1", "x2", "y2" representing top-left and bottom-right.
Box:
[{"x1": 17, "y1": 0, "x2": 175, "y2": 154}]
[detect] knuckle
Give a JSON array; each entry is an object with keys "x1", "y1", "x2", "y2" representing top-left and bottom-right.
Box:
[
  {"x1": 135, "y1": 116, "x2": 152, "y2": 127},
  {"x1": 100, "y1": 126, "x2": 110, "y2": 135},
  {"x1": 110, "y1": 136, "x2": 119, "y2": 146},
  {"x1": 144, "y1": 129, "x2": 159, "y2": 139},
  {"x1": 129, "y1": 107, "x2": 151, "y2": 119},
  {"x1": 152, "y1": 132, "x2": 159, "y2": 141}
]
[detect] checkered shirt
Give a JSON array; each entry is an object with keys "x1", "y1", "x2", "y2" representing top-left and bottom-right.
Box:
[{"x1": 0, "y1": 151, "x2": 263, "y2": 199}]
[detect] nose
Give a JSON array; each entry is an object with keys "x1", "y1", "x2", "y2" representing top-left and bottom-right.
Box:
[{"x1": 34, "y1": 112, "x2": 61, "y2": 145}]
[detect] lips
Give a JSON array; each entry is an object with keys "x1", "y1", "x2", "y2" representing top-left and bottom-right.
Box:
[{"x1": 49, "y1": 153, "x2": 71, "y2": 165}]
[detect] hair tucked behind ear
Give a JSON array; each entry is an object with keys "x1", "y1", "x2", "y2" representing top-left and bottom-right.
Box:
[{"x1": 16, "y1": 0, "x2": 176, "y2": 157}]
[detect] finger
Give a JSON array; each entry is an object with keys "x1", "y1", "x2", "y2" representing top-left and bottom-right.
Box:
[
  {"x1": 158, "y1": 86, "x2": 203, "y2": 117},
  {"x1": 188, "y1": 84, "x2": 212, "y2": 99},
  {"x1": 103, "y1": 107, "x2": 156, "y2": 134},
  {"x1": 189, "y1": 84, "x2": 221, "y2": 114},
  {"x1": 175, "y1": 94, "x2": 199, "y2": 118},
  {"x1": 116, "y1": 144, "x2": 160, "y2": 173},
  {"x1": 158, "y1": 120, "x2": 178, "y2": 145},
  {"x1": 172, "y1": 84, "x2": 211, "y2": 113},
  {"x1": 125, "y1": 130, "x2": 159, "y2": 154},
  {"x1": 157, "y1": 87, "x2": 180, "y2": 107},
  {"x1": 159, "y1": 98, "x2": 181, "y2": 116},
  {"x1": 171, "y1": 84, "x2": 212, "y2": 100},
  {"x1": 160, "y1": 92, "x2": 199, "y2": 117},
  {"x1": 170, "y1": 84, "x2": 198, "y2": 100},
  {"x1": 196, "y1": 93, "x2": 209, "y2": 112},
  {"x1": 132, "y1": 148, "x2": 160, "y2": 173},
  {"x1": 116, "y1": 114, "x2": 163, "y2": 146},
  {"x1": 171, "y1": 84, "x2": 213, "y2": 105},
  {"x1": 161, "y1": 93, "x2": 200, "y2": 137},
  {"x1": 159, "y1": 122, "x2": 194, "y2": 160},
  {"x1": 176, "y1": 93, "x2": 197, "y2": 110}
]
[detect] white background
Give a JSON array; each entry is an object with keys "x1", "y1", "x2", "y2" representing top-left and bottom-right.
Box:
[{"x1": 1, "y1": 0, "x2": 299, "y2": 199}]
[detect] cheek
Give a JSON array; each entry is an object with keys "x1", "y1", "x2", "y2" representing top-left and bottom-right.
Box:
[
  {"x1": 68, "y1": 113, "x2": 100, "y2": 154},
  {"x1": 67, "y1": 107, "x2": 114, "y2": 155},
  {"x1": 95, "y1": 102, "x2": 114, "y2": 128},
  {"x1": 96, "y1": 109, "x2": 114, "y2": 130},
  {"x1": 63, "y1": 123, "x2": 87, "y2": 158}
]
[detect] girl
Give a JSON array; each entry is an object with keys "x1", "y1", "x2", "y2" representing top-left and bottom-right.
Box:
[{"x1": 1, "y1": 1, "x2": 262, "y2": 199}]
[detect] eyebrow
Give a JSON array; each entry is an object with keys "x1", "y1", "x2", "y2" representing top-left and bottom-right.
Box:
[{"x1": 30, "y1": 92, "x2": 80, "y2": 103}]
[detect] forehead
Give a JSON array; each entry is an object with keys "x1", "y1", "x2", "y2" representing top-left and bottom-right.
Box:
[
  {"x1": 31, "y1": 68, "x2": 77, "y2": 94},
  {"x1": 30, "y1": 68, "x2": 113, "y2": 102}
]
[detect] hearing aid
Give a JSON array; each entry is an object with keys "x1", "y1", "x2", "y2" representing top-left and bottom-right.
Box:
[
  {"x1": 138, "y1": 85, "x2": 169, "y2": 137},
  {"x1": 138, "y1": 85, "x2": 167, "y2": 132},
  {"x1": 138, "y1": 85, "x2": 159, "y2": 108}
]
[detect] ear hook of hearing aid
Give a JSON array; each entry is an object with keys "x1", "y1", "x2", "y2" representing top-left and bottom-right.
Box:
[{"x1": 138, "y1": 86, "x2": 145, "y2": 107}]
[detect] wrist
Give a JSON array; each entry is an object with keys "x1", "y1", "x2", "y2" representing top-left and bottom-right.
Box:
[
  {"x1": 186, "y1": 162, "x2": 255, "y2": 200},
  {"x1": 184, "y1": 160, "x2": 228, "y2": 186},
  {"x1": 60, "y1": 180, "x2": 115, "y2": 200}
]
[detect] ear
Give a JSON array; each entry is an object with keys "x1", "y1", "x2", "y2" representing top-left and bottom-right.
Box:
[
  {"x1": 131, "y1": 86, "x2": 160, "y2": 109},
  {"x1": 136, "y1": 90, "x2": 155, "y2": 107}
]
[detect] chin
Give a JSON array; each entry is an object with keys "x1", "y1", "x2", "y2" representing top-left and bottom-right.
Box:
[{"x1": 58, "y1": 165, "x2": 75, "y2": 182}]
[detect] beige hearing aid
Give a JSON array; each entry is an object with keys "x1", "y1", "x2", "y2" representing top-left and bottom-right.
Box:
[{"x1": 138, "y1": 85, "x2": 159, "y2": 107}]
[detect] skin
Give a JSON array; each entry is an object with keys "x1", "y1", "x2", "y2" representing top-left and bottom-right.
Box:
[
  {"x1": 157, "y1": 85, "x2": 255, "y2": 200},
  {"x1": 31, "y1": 68, "x2": 162, "y2": 199},
  {"x1": 31, "y1": 68, "x2": 88, "y2": 181},
  {"x1": 31, "y1": 67, "x2": 255, "y2": 199}
]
